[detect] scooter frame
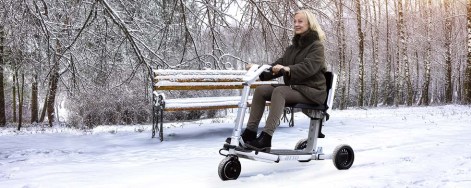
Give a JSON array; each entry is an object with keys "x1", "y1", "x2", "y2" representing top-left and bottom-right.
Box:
[{"x1": 218, "y1": 65, "x2": 354, "y2": 181}]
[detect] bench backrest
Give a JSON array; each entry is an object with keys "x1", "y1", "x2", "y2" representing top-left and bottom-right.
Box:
[{"x1": 152, "y1": 69, "x2": 277, "y2": 91}]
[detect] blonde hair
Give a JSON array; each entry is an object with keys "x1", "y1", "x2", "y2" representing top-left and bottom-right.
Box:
[{"x1": 295, "y1": 9, "x2": 326, "y2": 42}]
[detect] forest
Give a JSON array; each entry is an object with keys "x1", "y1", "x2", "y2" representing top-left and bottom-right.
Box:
[{"x1": 0, "y1": 0, "x2": 470, "y2": 129}]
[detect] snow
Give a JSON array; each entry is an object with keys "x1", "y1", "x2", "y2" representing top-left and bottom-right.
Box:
[
  {"x1": 1, "y1": 105, "x2": 471, "y2": 187},
  {"x1": 153, "y1": 69, "x2": 247, "y2": 76},
  {"x1": 155, "y1": 75, "x2": 246, "y2": 82}
]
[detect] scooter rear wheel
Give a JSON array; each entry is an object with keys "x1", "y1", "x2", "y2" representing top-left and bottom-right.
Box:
[
  {"x1": 218, "y1": 156, "x2": 241, "y2": 180},
  {"x1": 294, "y1": 138, "x2": 308, "y2": 150},
  {"x1": 332, "y1": 144, "x2": 354, "y2": 170}
]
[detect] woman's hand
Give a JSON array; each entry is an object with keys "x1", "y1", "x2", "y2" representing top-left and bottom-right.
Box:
[
  {"x1": 272, "y1": 64, "x2": 290, "y2": 75},
  {"x1": 245, "y1": 63, "x2": 254, "y2": 70}
]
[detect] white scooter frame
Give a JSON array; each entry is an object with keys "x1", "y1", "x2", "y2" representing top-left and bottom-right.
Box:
[{"x1": 218, "y1": 65, "x2": 354, "y2": 181}]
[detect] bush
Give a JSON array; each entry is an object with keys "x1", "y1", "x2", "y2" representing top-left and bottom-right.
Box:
[{"x1": 67, "y1": 86, "x2": 152, "y2": 128}]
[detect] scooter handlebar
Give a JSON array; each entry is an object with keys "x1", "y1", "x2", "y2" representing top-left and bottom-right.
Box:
[
  {"x1": 258, "y1": 66, "x2": 286, "y2": 81},
  {"x1": 242, "y1": 64, "x2": 272, "y2": 83}
]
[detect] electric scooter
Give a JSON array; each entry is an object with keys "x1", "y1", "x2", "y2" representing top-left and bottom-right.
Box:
[{"x1": 218, "y1": 64, "x2": 354, "y2": 180}]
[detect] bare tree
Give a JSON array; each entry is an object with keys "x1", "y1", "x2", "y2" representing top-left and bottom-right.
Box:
[
  {"x1": 444, "y1": 0, "x2": 453, "y2": 103},
  {"x1": 16, "y1": 72, "x2": 25, "y2": 130},
  {"x1": 368, "y1": 0, "x2": 380, "y2": 107},
  {"x1": 393, "y1": 0, "x2": 403, "y2": 106},
  {"x1": 335, "y1": 0, "x2": 348, "y2": 109},
  {"x1": 383, "y1": 0, "x2": 394, "y2": 106},
  {"x1": 46, "y1": 40, "x2": 60, "y2": 126},
  {"x1": 12, "y1": 64, "x2": 17, "y2": 123},
  {"x1": 465, "y1": 0, "x2": 471, "y2": 104},
  {"x1": 0, "y1": 25, "x2": 5, "y2": 127},
  {"x1": 420, "y1": 0, "x2": 432, "y2": 106},
  {"x1": 31, "y1": 71, "x2": 38, "y2": 123},
  {"x1": 400, "y1": 0, "x2": 412, "y2": 106},
  {"x1": 356, "y1": 0, "x2": 365, "y2": 107}
]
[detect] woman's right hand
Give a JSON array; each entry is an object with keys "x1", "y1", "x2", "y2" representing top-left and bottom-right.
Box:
[{"x1": 245, "y1": 63, "x2": 254, "y2": 70}]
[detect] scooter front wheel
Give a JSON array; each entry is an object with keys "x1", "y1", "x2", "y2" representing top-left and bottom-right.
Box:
[
  {"x1": 332, "y1": 144, "x2": 354, "y2": 170},
  {"x1": 218, "y1": 156, "x2": 241, "y2": 180}
]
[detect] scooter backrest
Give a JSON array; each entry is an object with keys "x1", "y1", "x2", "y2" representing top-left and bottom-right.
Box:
[{"x1": 323, "y1": 72, "x2": 337, "y2": 114}]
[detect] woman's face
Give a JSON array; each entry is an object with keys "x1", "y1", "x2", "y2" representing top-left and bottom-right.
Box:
[{"x1": 294, "y1": 13, "x2": 309, "y2": 34}]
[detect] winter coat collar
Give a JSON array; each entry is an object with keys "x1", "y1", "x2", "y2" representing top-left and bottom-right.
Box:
[{"x1": 292, "y1": 30, "x2": 319, "y2": 48}]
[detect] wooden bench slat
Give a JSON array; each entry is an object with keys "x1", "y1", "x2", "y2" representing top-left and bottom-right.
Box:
[
  {"x1": 161, "y1": 96, "x2": 271, "y2": 111},
  {"x1": 165, "y1": 96, "x2": 248, "y2": 104},
  {"x1": 164, "y1": 96, "x2": 245, "y2": 110}
]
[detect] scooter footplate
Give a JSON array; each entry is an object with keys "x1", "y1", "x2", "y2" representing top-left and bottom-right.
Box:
[
  {"x1": 235, "y1": 147, "x2": 253, "y2": 152},
  {"x1": 268, "y1": 149, "x2": 312, "y2": 155}
]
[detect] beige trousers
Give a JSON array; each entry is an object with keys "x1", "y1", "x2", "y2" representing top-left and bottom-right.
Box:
[{"x1": 246, "y1": 85, "x2": 314, "y2": 136}]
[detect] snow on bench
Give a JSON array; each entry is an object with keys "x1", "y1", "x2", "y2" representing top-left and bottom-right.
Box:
[{"x1": 151, "y1": 68, "x2": 278, "y2": 141}]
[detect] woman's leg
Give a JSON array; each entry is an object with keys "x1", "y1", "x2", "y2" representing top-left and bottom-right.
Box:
[
  {"x1": 263, "y1": 86, "x2": 313, "y2": 136},
  {"x1": 246, "y1": 85, "x2": 274, "y2": 131}
]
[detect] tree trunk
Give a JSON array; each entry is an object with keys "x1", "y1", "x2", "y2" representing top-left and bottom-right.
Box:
[
  {"x1": 47, "y1": 57, "x2": 60, "y2": 127},
  {"x1": 46, "y1": 39, "x2": 61, "y2": 127},
  {"x1": 457, "y1": 59, "x2": 462, "y2": 102},
  {"x1": 39, "y1": 91, "x2": 48, "y2": 123},
  {"x1": 335, "y1": 0, "x2": 347, "y2": 109},
  {"x1": 383, "y1": 0, "x2": 394, "y2": 106},
  {"x1": 420, "y1": 0, "x2": 432, "y2": 106},
  {"x1": 31, "y1": 73, "x2": 39, "y2": 123},
  {"x1": 394, "y1": 0, "x2": 403, "y2": 106},
  {"x1": 369, "y1": 0, "x2": 380, "y2": 107},
  {"x1": 12, "y1": 70, "x2": 17, "y2": 123},
  {"x1": 0, "y1": 26, "x2": 5, "y2": 126},
  {"x1": 398, "y1": 0, "x2": 412, "y2": 106},
  {"x1": 444, "y1": 0, "x2": 453, "y2": 103},
  {"x1": 465, "y1": 0, "x2": 471, "y2": 104},
  {"x1": 17, "y1": 73, "x2": 24, "y2": 131},
  {"x1": 356, "y1": 0, "x2": 365, "y2": 107},
  {"x1": 415, "y1": 51, "x2": 419, "y2": 102}
]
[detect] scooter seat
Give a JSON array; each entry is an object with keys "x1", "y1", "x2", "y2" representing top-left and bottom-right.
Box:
[{"x1": 286, "y1": 103, "x2": 326, "y2": 111}]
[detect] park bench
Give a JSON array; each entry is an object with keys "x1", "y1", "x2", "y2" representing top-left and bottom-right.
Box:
[{"x1": 151, "y1": 65, "x2": 279, "y2": 141}]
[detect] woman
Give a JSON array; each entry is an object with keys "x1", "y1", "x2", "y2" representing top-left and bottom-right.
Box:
[{"x1": 236, "y1": 9, "x2": 328, "y2": 152}]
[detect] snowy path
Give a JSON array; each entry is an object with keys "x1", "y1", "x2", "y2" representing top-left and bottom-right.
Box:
[{"x1": 1, "y1": 105, "x2": 471, "y2": 187}]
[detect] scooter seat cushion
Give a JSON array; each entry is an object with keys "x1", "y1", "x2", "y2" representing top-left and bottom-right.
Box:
[{"x1": 287, "y1": 103, "x2": 326, "y2": 111}]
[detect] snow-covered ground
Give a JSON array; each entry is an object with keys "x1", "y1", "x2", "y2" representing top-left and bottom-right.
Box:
[{"x1": 1, "y1": 105, "x2": 471, "y2": 187}]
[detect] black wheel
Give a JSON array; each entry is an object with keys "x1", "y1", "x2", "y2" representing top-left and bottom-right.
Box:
[
  {"x1": 294, "y1": 138, "x2": 308, "y2": 150},
  {"x1": 218, "y1": 156, "x2": 241, "y2": 180},
  {"x1": 294, "y1": 138, "x2": 311, "y2": 162},
  {"x1": 332, "y1": 144, "x2": 354, "y2": 170}
]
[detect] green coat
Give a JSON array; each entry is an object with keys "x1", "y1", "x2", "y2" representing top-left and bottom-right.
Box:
[{"x1": 272, "y1": 31, "x2": 327, "y2": 105}]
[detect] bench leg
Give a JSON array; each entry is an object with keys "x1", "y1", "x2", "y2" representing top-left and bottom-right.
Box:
[
  {"x1": 152, "y1": 105, "x2": 158, "y2": 138},
  {"x1": 159, "y1": 108, "x2": 163, "y2": 142},
  {"x1": 152, "y1": 105, "x2": 164, "y2": 141},
  {"x1": 289, "y1": 107, "x2": 294, "y2": 127},
  {"x1": 280, "y1": 107, "x2": 295, "y2": 127}
]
